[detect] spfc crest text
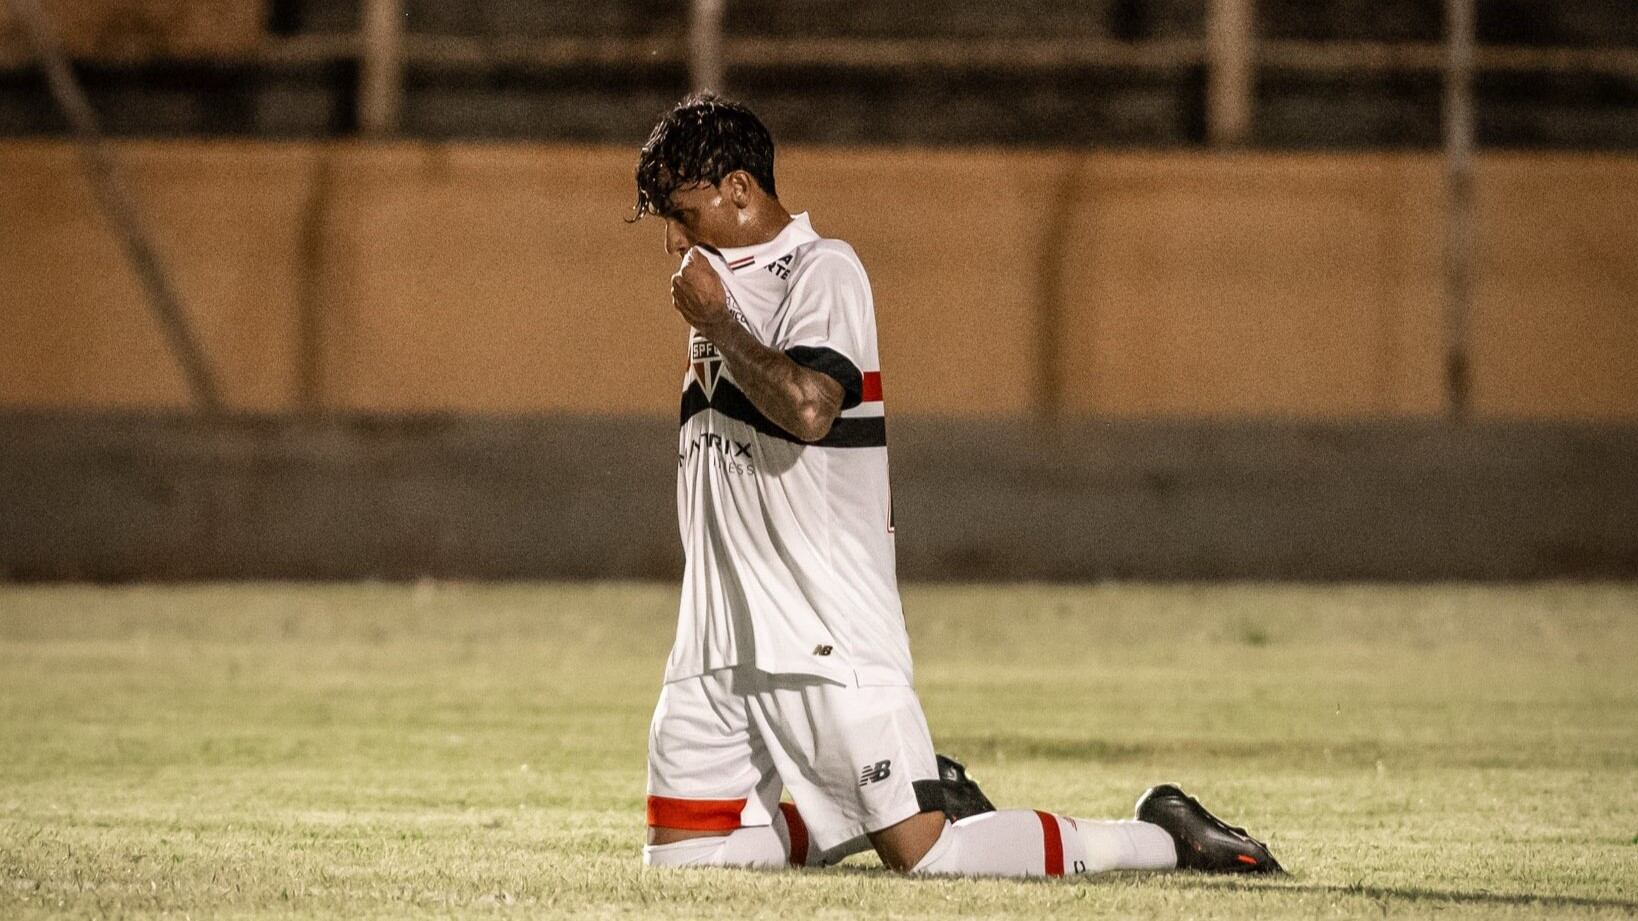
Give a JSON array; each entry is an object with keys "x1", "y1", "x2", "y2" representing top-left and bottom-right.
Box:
[{"x1": 690, "y1": 334, "x2": 726, "y2": 399}]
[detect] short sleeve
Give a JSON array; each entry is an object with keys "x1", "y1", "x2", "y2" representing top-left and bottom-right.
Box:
[{"x1": 774, "y1": 249, "x2": 876, "y2": 410}]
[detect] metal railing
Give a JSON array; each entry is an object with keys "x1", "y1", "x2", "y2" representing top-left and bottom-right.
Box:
[{"x1": 8, "y1": 0, "x2": 1633, "y2": 419}]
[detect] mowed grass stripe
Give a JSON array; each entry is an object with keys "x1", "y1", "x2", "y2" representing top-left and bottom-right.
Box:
[{"x1": 1, "y1": 582, "x2": 1635, "y2": 919}]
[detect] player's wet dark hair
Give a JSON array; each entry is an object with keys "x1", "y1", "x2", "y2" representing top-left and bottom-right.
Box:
[{"x1": 633, "y1": 93, "x2": 777, "y2": 220}]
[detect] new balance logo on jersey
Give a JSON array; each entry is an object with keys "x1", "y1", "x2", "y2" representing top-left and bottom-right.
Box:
[{"x1": 858, "y1": 760, "x2": 892, "y2": 786}]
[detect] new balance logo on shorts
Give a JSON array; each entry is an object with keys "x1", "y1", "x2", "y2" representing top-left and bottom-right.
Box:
[{"x1": 858, "y1": 760, "x2": 892, "y2": 786}]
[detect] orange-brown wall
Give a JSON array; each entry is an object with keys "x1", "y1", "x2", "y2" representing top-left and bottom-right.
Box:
[
  {"x1": 0, "y1": 1, "x2": 263, "y2": 60},
  {"x1": 2, "y1": 141, "x2": 1634, "y2": 419}
]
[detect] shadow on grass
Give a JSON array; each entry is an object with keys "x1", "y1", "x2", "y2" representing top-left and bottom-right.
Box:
[
  {"x1": 933, "y1": 734, "x2": 1638, "y2": 770},
  {"x1": 818, "y1": 865, "x2": 1636, "y2": 912},
  {"x1": 1126, "y1": 874, "x2": 1638, "y2": 912}
]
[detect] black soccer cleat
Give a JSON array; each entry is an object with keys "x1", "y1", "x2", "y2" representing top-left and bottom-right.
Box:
[
  {"x1": 1135, "y1": 784, "x2": 1285, "y2": 874},
  {"x1": 937, "y1": 754, "x2": 998, "y2": 816},
  {"x1": 915, "y1": 754, "x2": 998, "y2": 821}
]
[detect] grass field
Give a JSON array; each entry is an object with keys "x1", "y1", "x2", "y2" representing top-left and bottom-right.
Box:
[{"x1": 1, "y1": 582, "x2": 1635, "y2": 919}]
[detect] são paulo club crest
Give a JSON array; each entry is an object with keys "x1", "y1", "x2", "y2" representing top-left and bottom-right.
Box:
[
  {"x1": 688, "y1": 292, "x2": 748, "y2": 399},
  {"x1": 690, "y1": 334, "x2": 724, "y2": 399}
]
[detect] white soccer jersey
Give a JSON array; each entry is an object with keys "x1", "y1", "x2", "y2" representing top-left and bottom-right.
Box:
[{"x1": 669, "y1": 212, "x2": 909, "y2": 688}]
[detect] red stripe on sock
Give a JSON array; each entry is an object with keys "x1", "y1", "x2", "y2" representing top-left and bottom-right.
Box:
[
  {"x1": 645, "y1": 795, "x2": 746, "y2": 831},
  {"x1": 779, "y1": 802, "x2": 810, "y2": 867},
  {"x1": 861, "y1": 372, "x2": 883, "y2": 402},
  {"x1": 1034, "y1": 810, "x2": 1065, "y2": 877}
]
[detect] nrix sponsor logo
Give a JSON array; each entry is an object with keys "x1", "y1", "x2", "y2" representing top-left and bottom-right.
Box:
[
  {"x1": 679, "y1": 431, "x2": 756, "y2": 476},
  {"x1": 685, "y1": 432, "x2": 751, "y2": 459}
]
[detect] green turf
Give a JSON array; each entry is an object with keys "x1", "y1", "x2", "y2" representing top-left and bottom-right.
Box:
[{"x1": 1, "y1": 582, "x2": 1635, "y2": 919}]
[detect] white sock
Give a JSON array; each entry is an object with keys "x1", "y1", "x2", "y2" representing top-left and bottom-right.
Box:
[
  {"x1": 910, "y1": 810, "x2": 1177, "y2": 877},
  {"x1": 642, "y1": 825, "x2": 788, "y2": 868},
  {"x1": 1073, "y1": 819, "x2": 1177, "y2": 872}
]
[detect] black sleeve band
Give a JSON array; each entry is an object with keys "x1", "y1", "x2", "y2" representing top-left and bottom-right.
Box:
[{"x1": 786, "y1": 346, "x2": 864, "y2": 410}]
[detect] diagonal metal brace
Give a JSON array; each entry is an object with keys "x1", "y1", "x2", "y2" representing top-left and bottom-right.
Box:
[{"x1": 4, "y1": 0, "x2": 224, "y2": 412}]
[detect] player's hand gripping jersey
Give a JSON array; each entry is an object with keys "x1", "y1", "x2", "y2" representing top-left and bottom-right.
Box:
[{"x1": 671, "y1": 213, "x2": 909, "y2": 688}]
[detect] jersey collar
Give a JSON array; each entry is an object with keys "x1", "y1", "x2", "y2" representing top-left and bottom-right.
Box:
[{"x1": 704, "y1": 212, "x2": 819, "y2": 274}]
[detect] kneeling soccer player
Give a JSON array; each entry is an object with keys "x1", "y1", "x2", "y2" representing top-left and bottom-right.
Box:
[{"x1": 632, "y1": 93, "x2": 1283, "y2": 877}]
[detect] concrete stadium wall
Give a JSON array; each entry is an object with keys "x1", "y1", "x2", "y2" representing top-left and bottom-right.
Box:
[
  {"x1": 2, "y1": 142, "x2": 1636, "y2": 420},
  {"x1": 2, "y1": 411, "x2": 1635, "y2": 581}
]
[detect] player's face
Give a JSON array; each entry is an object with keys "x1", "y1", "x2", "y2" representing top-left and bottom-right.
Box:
[{"x1": 661, "y1": 181, "x2": 738, "y2": 255}]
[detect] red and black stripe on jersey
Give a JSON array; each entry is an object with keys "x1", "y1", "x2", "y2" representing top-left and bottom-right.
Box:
[{"x1": 679, "y1": 346, "x2": 886, "y2": 448}]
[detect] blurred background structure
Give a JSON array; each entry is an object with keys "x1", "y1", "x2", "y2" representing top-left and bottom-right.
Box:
[
  {"x1": 4, "y1": 0, "x2": 1638, "y2": 146},
  {"x1": 1, "y1": 0, "x2": 1635, "y2": 580}
]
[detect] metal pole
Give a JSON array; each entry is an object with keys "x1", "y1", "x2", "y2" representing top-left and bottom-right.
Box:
[
  {"x1": 3, "y1": 0, "x2": 223, "y2": 411},
  {"x1": 359, "y1": 0, "x2": 405, "y2": 136},
  {"x1": 1206, "y1": 0, "x2": 1255, "y2": 146},
  {"x1": 1443, "y1": 0, "x2": 1475, "y2": 421},
  {"x1": 1035, "y1": 157, "x2": 1084, "y2": 424},
  {"x1": 690, "y1": 0, "x2": 725, "y2": 93},
  {"x1": 295, "y1": 153, "x2": 335, "y2": 413}
]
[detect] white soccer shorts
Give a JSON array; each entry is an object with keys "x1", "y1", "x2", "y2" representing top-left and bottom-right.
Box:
[{"x1": 645, "y1": 667, "x2": 939, "y2": 854}]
